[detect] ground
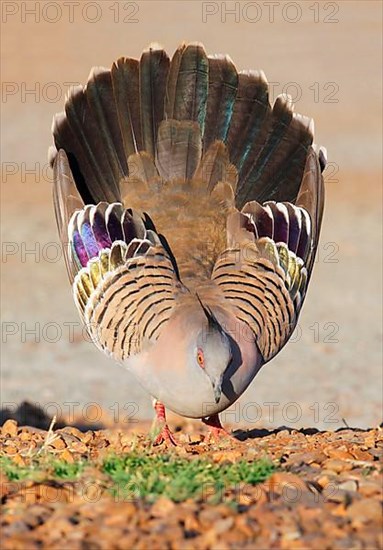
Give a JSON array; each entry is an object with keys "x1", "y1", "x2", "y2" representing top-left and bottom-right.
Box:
[{"x1": 1, "y1": 414, "x2": 382, "y2": 549}]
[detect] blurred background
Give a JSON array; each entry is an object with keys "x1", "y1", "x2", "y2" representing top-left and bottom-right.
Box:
[{"x1": 1, "y1": 0, "x2": 382, "y2": 430}]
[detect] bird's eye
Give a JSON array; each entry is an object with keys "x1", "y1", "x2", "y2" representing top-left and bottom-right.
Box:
[{"x1": 197, "y1": 348, "x2": 205, "y2": 368}]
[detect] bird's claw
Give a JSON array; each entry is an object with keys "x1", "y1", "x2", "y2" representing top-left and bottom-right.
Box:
[
  {"x1": 152, "y1": 424, "x2": 178, "y2": 446},
  {"x1": 202, "y1": 414, "x2": 237, "y2": 443},
  {"x1": 203, "y1": 426, "x2": 236, "y2": 443}
]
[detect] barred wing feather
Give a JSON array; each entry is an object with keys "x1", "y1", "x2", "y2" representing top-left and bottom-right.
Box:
[
  {"x1": 75, "y1": 243, "x2": 182, "y2": 363},
  {"x1": 212, "y1": 148, "x2": 324, "y2": 362}
]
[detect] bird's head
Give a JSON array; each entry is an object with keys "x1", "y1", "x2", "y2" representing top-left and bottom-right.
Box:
[
  {"x1": 192, "y1": 296, "x2": 232, "y2": 404},
  {"x1": 140, "y1": 294, "x2": 237, "y2": 418}
]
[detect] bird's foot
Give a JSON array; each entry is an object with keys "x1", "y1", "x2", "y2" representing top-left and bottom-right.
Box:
[
  {"x1": 153, "y1": 424, "x2": 178, "y2": 446},
  {"x1": 151, "y1": 400, "x2": 178, "y2": 446},
  {"x1": 202, "y1": 414, "x2": 236, "y2": 443}
]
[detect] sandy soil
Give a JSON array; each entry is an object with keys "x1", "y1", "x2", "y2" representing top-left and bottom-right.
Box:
[
  {"x1": 1, "y1": 418, "x2": 382, "y2": 549},
  {"x1": 1, "y1": 1, "x2": 382, "y2": 430}
]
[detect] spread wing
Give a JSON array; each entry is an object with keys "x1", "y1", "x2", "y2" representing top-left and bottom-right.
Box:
[
  {"x1": 53, "y1": 150, "x2": 183, "y2": 363},
  {"x1": 212, "y1": 148, "x2": 324, "y2": 362}
]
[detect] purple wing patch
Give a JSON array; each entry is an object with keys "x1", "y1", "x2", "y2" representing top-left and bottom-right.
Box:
[
  {"x1": 68, "y1": 202, "x2": 156, "y2": 274},
  {"x1": 265, "y1": 202, "x2": 289, "y2": 244},
  {"x1": 241, "y1": 200, "x2": 313, "y2": 265},
  {"x1": 71, "y1": 226, "x2": 89, "y2": 268},
  {"x1": 106, "y1": 204, "x2": 124, "y2": 241},
  {"x1": 92, "y1": 205, "x2": 113, "y2": 248},
  {"x1": 79, "y1": 208, "x2": 100, "y2": 258},
  {"x1": 69, "y1": 202, "x2": 127, "y2": 268},
  {"x1": 284, "y1": 202, "x2": 301, "y2": 253}
]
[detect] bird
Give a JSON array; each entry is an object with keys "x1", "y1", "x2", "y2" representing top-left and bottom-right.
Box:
[{"x1": 49, "y1": 42, "x2": 326, "y2": 445}]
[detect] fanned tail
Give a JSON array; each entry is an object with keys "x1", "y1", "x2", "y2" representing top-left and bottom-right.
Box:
[{"x1": 51, "y1": 42, "x2": 325, "y2": 284}]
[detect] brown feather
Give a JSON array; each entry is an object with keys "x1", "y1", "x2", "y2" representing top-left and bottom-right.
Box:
[
  {"x1": 53, "y1": 150, "x2": 84, "y2": 283},
  {"x1": 140, "y1": 46, "x2": 169, "y2": 159},
  {"x1": 111, "y1": 57, "x2": 142, "y2": 156},
  {"x1": 203, "y1": 55, "x2": 238, "y2": 151},
  {"x1": 155, "y1": 120, "x2": 202, "y2": 181},
  {"x1": 194, "y1": 141, "x2": 237, "y2": 193},
  {"x1": 226, "y1": 70, "x2": 269, "y2": 166},
  {"x1": 165, "y1": 43, "x2": 208, "y2": 129}
]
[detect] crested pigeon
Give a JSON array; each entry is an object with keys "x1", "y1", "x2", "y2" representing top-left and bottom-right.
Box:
[{"x1": 50, "y1": 43, "x2": 325, "y2": 444}]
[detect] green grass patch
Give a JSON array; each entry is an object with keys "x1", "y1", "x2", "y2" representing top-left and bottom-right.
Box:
[
  {"x1": 0, "y1": 455, "x2": 85, "y2": 482},
  {"x1": 102, "y1": 453, "x2": 275, "y2": 503},
  {"x1": 1, "y1": 452, "x2": 275, "y2": 503}
]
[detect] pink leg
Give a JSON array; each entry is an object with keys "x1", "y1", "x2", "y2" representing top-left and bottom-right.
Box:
[
  {"x1": 152, "y1": 400, "x2": 178, "y2": 446},
  {"x1": 202, "y1": 414, "x2": 236, "y2": 442}
]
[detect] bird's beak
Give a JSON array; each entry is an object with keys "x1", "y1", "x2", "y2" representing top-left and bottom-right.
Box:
[{"x1": 212, "y1": 377, "x2": 223, "y2": 404}]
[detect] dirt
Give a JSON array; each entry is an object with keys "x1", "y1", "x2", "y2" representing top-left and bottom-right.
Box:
[{"x1": 1, "y1": 417, "x2": 382, "y2": 549}]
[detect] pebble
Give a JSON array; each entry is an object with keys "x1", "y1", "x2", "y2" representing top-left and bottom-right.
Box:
[
  {"x1": 346, "y1": 499, "x2": 382, "y2": 523},
  {"x1": 2, "y1": 419, "x2": 18, "y2": 437},
  {"x1": 337, "y1": 479, "x2": 358, "y2": 492},
  {"x1": 323, "y1": 458, "x2": 353, "y2": 473},
  {"x1": 150, "y1": 497, "x2": 176, "y2": 518}
]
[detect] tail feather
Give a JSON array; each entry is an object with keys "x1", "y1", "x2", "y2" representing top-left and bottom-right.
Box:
[
  {"x1": 58, "y1": 84, "x2": 121, "y2": 203},
  {"x1": 203, "y1": 55, "x2": 238, "y2": 152},
  {"x1": 236, "y1": 95, "x2": 314, "y2": 207},
  {"x1": 111, "y1": 57, "x2": 141, "y2": 156},
  {"x1": 140, "y1": 46, "x2": 169, "y2": 158},
  {"x1": 238, "y1": 94, "x2": 292, "y2": 189},
  {"x1": 225, "y1": 71, "x2": 269, "y2": 170},
  {"x1": 156, "y1": 120, "x2": 202, "y2": 181},
  {"x1": 87, "y1": 68, "x2": 128, "y2": 186},
  {"x1": 52, "y1": 110, "x2": 98, "y2": 205},
  {"x1": 165, "y1": 43, "x2": 209, "y2": 130},
  {"x1": 266, "y1": 116, "x2": 313, "y2": 202},
  {"x1": 65, "y1": 84, "x2": 119, "y2": 200}
]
